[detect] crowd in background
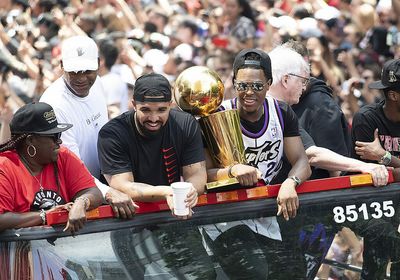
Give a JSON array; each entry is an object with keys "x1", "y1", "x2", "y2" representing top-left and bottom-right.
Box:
[
  {"x1": 1, "y1": 0, "x2": 400, "y2": 130},
  {"x1": 1, "y1": 0, "x2": 400, "y2": 279}
]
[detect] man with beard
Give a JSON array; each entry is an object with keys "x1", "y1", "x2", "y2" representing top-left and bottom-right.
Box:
[
  {"x1": 97, "y1": 73, "x2": 215, "y2": 279},
  {"x1": 97, "y1": 72, "x2": 204, "y2": 210}
]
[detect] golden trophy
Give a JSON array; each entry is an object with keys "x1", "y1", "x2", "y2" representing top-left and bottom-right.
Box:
[{"x1": 174, "y1": 66, "x2": 246, "y2": 191}]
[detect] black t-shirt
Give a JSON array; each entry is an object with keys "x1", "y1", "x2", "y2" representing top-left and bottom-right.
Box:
[
  {"x1": 293, "y1": 77, "x2": 351, "y2": 179},
  {"x1": 97, "y1": 109, "x2": 205, "y2": 186},
  {"x1": 351, "y1": 99, "x2": 400, "y2": 161}
]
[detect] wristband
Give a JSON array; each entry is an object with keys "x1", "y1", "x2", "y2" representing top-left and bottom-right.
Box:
[
  {"x1": 227, "y1": 163, "x2": 238, "y2": 178},
  {"x1": 75, "y1": 197, "x2": 90, "y2": 210},
  {"x1": 39, "y1": 209, "x2": 46, "y2": 225}
]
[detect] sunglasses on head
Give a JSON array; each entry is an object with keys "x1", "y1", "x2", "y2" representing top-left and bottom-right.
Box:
[{"x1": 234, "y1": 81, "x2": 266, "y2": 92}]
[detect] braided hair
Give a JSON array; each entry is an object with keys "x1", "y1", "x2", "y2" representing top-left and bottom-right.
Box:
[
  {"x1": 0, "y1": 134, "x2": 28, "y2": 153},
  {"x1": 0, "y1": 133, "x2": 61, "y2": 190}
]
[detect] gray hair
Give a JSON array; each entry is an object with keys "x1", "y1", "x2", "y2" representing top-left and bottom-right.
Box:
[{"x1": 269, "y1": 46, "x2": 310, "y2": 86}]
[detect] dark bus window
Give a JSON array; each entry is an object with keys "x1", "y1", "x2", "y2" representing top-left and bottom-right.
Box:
[{"x1": 1, "y1": 182, "x2": 400, "y2": 279}]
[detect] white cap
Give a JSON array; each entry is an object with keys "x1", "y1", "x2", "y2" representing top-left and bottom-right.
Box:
[
  {"x1": 173, "y1": 43, "x2": 193, "y2": 62},
  {"x1": 61, "y1": 36, "x2": 98, "y2": 72},
  {"x1": 269, "y1": 15, "x2": 297, "y2": 31},
  {"x1": 314, "y1": 6, "x2": 341, "y2": 21}
]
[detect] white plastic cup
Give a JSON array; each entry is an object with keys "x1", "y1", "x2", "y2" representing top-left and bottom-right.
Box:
[{"x1": 171, "y1": 182, "x2": 192, "y2": 216}]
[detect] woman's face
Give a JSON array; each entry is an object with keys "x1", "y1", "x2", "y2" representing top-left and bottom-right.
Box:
[
  {"x1": 29, "y1": 133, "x2": 62, "y2": 164},
  {"x1": 224, "y1": 0, "x2": 242, "y2": 21},
  {"x1": 306, "y1": 37, "x2": 322, "y2": 55}
]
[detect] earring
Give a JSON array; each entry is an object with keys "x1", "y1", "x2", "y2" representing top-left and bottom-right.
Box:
[{"x1": 27, "y1": 144, "x2": 37, "y2": 157}]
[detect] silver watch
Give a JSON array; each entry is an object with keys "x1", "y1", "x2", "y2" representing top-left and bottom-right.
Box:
[
  {"x1": 289, "y1": 176, "x2": 301, "y2": 187},
  {"x1": 379, "y1": 151, "x2": 392, "y2": 166}
]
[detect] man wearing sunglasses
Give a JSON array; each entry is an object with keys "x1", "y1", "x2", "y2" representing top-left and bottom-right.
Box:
[{"x1": 203, "y1": 48, "x2": 311, "y2": 279}]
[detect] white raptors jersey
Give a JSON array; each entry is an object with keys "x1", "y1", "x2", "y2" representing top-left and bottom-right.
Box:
[
  {"x1": 201, "y1": 96, "x2": 285, "y2": 242},
  {"x1": 220, "y1": 95, "x2": 284, "y2": 184}
]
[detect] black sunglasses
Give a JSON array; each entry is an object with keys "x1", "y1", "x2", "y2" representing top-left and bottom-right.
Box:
[
  {"x1": 234, "y1": 81, "x2": 266, "y2": 92},
  {"x1": 40, "y1": 132, "x2": 62, "y2": 142}
]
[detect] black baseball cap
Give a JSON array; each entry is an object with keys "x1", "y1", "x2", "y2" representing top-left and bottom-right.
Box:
[
  {"x1": 369, "y1": 59, "x2": 400, "y2": 90},
  {"x1": 133, "y1": 73, "x2": 172, "y2": 102},
  {"x1": 232, "y1": 48, "x2": 273, "y2": 83},
  {"x1": 10, "y1": 102, "x2": 72, "y2": 135}
]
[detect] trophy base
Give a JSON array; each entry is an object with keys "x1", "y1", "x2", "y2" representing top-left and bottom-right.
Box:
[{"x1": 206, "y1": 178, "x2": 242, "y2": 193}]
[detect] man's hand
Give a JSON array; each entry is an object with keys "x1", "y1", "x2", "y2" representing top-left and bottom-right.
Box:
[
  {"x1": 359, "y1": 163, "x2": 389, "y2": 187},
  {"x1": 231, "y1": 164, "x2": 262, "y2": 187},
  {"x1": 105, "y1": 188, "x2": 138, "y2": 219},
  {"x1": 166, "y1": 184, "x2": 198, "y2": 220},
  {"x1": 355, "y1": 129, "x2": 386, "y2": 162},
  {"x1": 277, "y1": 179, "x2": 299, "y2": 221}
]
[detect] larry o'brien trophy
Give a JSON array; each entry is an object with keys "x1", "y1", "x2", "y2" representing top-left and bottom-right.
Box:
[{"x1": 174, "y1": 66, "x2": 246, "y2": 192}]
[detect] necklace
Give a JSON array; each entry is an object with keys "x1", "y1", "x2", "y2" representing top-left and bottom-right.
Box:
[
  {"x1": 19, "y1": 154, "x2": 44, "y2": 193},
  {"x1": 133, "y1": 112, "x2": 146, "y2": 137}
]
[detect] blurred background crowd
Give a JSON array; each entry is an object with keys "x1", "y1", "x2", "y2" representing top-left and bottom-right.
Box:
[
  {"x1": 0, "y1": 0, "x2": 399, "y2": 278},
  {"x1": 1, "y1": 0, "x2": 400, "y2": 131}
]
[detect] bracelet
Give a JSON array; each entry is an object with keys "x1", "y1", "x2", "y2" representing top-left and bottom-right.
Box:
[
  {"x1": 75, "y1": 197, "x2": 90, "y2": 210},
  {"x1": 227, "y1": 162, "x2": 238, "y2": 178},
  {"x1": 39, "y1": 209, "x2": 46, "y2": 225}
]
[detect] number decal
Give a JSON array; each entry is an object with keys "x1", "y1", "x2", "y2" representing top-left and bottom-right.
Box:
[
  {"x1": 370, "y1": 202, "x2": 383, "y2": 219},
  {"x1": 332, "y1": 201, "x2": 394, "y2": 223},
  {"x1": 346, "y1": 205, "x2": 358, "y2": 222},
  {"x1": 333, "y1": 206, "x2": 346, "y2": 223},
  {"x1": 383, "y1": 201, "x2": 395, "y2": 217}
]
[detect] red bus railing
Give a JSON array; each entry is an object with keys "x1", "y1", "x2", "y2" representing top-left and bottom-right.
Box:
[{"x1": 46, "y1": 172, "x2": 394, "y2": 225}]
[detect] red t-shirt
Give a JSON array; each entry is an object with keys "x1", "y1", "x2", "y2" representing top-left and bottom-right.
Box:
[{"x1": 0, "y1": 147, "x2": 95, "y2": 214}]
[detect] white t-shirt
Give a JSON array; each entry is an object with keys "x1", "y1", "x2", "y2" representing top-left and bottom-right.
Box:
[
  {"x1": 40, "y1": 76, "x2": 108, "y2": 179},
  {"x1": 100, "y1": 72, "x2": 129, "y2": 113}
]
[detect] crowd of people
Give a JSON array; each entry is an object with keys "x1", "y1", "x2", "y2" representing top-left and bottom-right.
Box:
[{"x1": 1, "y1": 0, "x2": 400, "y2": 279}]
